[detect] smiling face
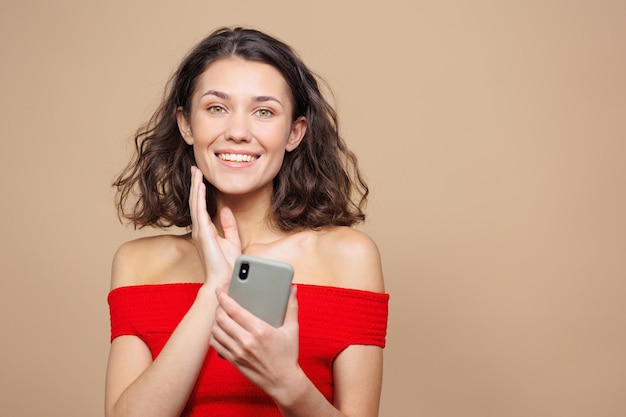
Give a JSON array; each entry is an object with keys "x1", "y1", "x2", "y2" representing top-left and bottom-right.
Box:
[{"x1": 177, "y1": 57, "x2": 307, "y2": 199}]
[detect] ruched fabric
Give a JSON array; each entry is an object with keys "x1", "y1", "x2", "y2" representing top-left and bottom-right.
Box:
[{"x1": 109, "y1": 283, "x2": 389, "y2": 416}]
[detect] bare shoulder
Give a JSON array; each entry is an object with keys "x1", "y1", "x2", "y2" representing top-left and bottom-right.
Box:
[
  {"x1": 110, "y1": 233, "x2": 202, "y2": 290},
  {"x1": 316, "y1": 227, "x2": 385, "y2": 293}
]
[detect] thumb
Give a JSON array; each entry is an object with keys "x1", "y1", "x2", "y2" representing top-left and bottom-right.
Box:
[
  {"x1": 220, "y1": 207, "x2": 241, "y2": 246},
  {"x1": 282, "y1": 285, "x2": 299, "y2": 327}
]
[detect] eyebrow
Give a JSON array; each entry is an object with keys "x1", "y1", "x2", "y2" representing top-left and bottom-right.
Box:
[{"x1": 200, "y1": 90, "x2": 283, "y2": 106}]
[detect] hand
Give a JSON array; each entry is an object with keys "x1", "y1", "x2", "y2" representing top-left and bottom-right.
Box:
[
  {"x1": 189, "y1": 166, "x2": 241, "y2": 289},
  {"x1": 210, "y1": 286, "x2": 302, "y2": 398}
]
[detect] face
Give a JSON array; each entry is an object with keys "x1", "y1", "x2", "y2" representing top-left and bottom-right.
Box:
[{"x1": 177, "y1": 58, "x2": 306, "y2": 197}]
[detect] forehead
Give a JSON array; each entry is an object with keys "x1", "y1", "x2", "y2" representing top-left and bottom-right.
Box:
[{"x1": 194, "y1": 58, "x2": 292, "y2": 101}]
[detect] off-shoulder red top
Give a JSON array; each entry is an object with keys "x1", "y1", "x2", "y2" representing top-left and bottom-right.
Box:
[{"x1": 108, "y1": 283, "x2": 389, "y2": 416}]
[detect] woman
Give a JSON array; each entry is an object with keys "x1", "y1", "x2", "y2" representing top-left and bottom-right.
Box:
[{"x1": 106, "y1": 27, "x2": 389, "y2": 417}]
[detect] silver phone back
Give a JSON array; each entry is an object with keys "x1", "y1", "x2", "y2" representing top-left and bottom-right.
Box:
[{"x1": 228, "y1": 254, "x2": 294, "y2": 327}]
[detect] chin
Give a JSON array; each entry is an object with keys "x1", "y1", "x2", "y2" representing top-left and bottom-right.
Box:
[{"x1": 214, "y1": 183, "x2": 259, "y2": 195}]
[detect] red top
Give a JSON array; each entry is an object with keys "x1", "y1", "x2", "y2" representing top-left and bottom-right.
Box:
[{"x1": 108, "y1": 283, "x2": 389, "y2": 417}]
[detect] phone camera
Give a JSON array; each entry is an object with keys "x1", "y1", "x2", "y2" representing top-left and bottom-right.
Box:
[{"x1": 238, "y1": 262, "x2": 250, "y2": 280}]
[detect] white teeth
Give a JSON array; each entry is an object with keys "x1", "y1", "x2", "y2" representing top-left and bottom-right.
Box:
[{"x1": 217, "y1": 153, "x2": 258, "y2": 162}]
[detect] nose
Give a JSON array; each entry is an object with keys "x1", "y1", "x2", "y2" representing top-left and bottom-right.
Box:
[{"x1": 225, "y1": 112, "x2": 251, "y2": 143}]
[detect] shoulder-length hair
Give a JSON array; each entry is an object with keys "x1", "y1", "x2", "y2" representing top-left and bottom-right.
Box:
[{"x1": 114, "y1": 27, "x2": 368, "y2": 230}]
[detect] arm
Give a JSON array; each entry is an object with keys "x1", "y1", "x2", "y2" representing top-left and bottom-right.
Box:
[
  {"x1": 277, "y1": 346, "x2": 383, "y2": 417},
  {"x1": 210, "y1": 228, "x2": 386, "y2": 417},
  {"x1": 105, "y1": 284, "x2": 219, "y2": 417},
  {"x1": 105, "y1": 167, "x2": 241, "y2": 417},
  {"x1": 211, "y1": 288, "x2": 384, "y2": 417},
  {"x1": 332, "y1": 345, "x2": 384, "y2": 417}
]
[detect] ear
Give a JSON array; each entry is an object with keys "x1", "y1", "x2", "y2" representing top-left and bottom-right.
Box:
[
  {"x1": 285, "y1": 116, "x2": 307, "y2": 152},
  {"x1": 176, "y1": 107, "x2": 194, "y2": 145}
]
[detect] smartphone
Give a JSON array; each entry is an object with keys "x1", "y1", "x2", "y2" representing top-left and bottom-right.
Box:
[{"x1": 228, "y1": 254, "x2": 294, "y2": 327}]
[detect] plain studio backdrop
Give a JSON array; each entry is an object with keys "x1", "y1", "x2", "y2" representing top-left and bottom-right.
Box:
[{"x1": 1, "y1": 1, "x2": 625, "y2": 416}]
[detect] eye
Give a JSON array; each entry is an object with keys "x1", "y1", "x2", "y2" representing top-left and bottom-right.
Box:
[
  {"x1": 208, "y1": 105, "x2": 226, "y2": 114},
  {"x1": 254, "y1": 108, "x2": 273, "y2": 118}
]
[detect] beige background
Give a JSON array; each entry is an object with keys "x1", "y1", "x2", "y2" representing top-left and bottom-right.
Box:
[{"x1": 1, "y1": 1, "x2": 625, "y2": 416}]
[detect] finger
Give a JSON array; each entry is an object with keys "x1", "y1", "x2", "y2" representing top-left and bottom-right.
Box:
[
  {"x1": 220, "y1": 206, "x2": 241, "y2": 248},
  {"x1": 210, "y1": 316, "x2": 237, "y2": 357},
  {"x1": 193, "y1": 168, "x2": 210, "y2": 231},
  {"x1": 209, "y1": 334, "x2": 230, "y2": 361},
  {"x1": 217, "y1": 287, "x2": 260, "y2": 330},
  {"x1": 189, "y1": 167, "x2": 199, "y2": 230},
  {"x1": 282, "y1": 285, "x2": 299, "y2": 328},
  {"x1": 190, "y1": 167, "x2": 208, "y2": 230},
  {"x1": 192, "y1": 168, "x2": 219, "y2": 248},
  {"x1": 212, "y1": 298, "x2": 254, "y2": 359}
]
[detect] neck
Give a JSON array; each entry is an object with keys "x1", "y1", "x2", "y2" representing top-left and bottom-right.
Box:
[{"x1": 213, "y1": 186, "x2": 286, "y2": 249}]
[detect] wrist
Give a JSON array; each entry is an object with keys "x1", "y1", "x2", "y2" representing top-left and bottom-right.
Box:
[
  {"x1": 203, "y1": 269, "x2": 232, "y2": 291},
  {"x1": 196, "y1": 282, "x2": 220, "y2": 304},
  {"x1": 271, "y1": 366, "x2": 309, "y2": 410}
]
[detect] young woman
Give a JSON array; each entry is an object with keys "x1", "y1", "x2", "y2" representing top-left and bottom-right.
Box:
[{"x1": 106, "y1": 27, "x2": 389, "y2": 417}]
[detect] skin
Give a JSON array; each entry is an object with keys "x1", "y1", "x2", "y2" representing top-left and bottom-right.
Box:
[{"x1": 105, "y1": 58, "x2": 385, "y2": 417}]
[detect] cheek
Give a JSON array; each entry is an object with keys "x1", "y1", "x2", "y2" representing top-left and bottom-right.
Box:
[
  {"x1": 190, "y1": 108, "x2": 225, "y2": 135},
  {"x1": 263, "y1": 124, "x2": 293, "y2": 150},
  {"x1": 269, "y1": 146, "x2": 290, "y2": 173}
]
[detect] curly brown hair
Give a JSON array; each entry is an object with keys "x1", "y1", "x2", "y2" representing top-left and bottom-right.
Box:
[{"x1": 114, "y1": 27, "x2": 368, "y2": 230}]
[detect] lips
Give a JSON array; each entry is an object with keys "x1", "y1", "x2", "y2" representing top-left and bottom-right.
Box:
[{"x1": 216, "y1": 153, "x2": 259, "y2": 162}]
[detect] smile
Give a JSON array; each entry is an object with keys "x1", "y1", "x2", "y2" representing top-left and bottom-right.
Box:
[{"x1": 216, "y1": 153, "x2": 259, "y2": 163}]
